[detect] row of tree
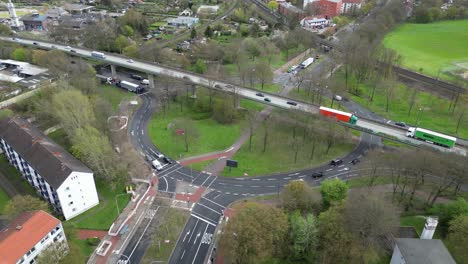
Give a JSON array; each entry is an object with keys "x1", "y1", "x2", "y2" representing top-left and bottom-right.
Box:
[
  {"x1": 221, "y1": 178, "x2": 399, "y2": 263},
  {"x1": 413, "y1": 0, "x2": 467, "y2": 23}
]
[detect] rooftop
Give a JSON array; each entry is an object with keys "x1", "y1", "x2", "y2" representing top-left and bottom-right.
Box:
[
  {"x1": 20, "y1": 14, "x2": 47, "y2": 22},
  {"x1": 63, "y1": 4, "x2": 94, "y2": 11},
  {"x1": 0, "y1": 59, "x2": 48, "y2": 76},
  {"x1": 0, "y1": 118, "x2": 93, "y2": 189},
  {"x1": 395, "y1": 238, "x2": 456, "y2": 264},
  {"x1": 0, "y1": 211, "x2": 60, "y2": 264}
]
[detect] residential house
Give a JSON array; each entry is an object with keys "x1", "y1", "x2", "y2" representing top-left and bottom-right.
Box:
[
  {"x1": 167, "y1": 16, "x2": 199, "y2": 28},
  {"x1": 390, "y1": 238, "x2": 456, "y2": 264},
  {"x1": 179, "y1": 8, "x2": 193, "y2": 16},
  {"x1": 62, "y1": 4, "x2": 94, "y2": 15},
  {"x1": 301, "y1": 16, "x2": 329, "y2": 29},
  {"x1": 20, "y1": 13, "x2": 48, "y2": 31},
  {"x1": 305, "y1": 0, "x2": 342, "y2": 18},
  {"x1": 0, "y1": 210, "x2": 68, "y2": 264},
  {"x1": 0, "y1": 118, "x2": 99, "y2": 220}
]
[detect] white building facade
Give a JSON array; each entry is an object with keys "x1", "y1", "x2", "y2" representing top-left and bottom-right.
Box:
[
  {"x1": 0, "y1": 118, "x2": 99, "y2": 220},
  {"x1": 341, "y1": 0, "x2": 363, "y2": 14},
  {"x1": 0, "y1": 211, "x2": 68, "y2": 264}
]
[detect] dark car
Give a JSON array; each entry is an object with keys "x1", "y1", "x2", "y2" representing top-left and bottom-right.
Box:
[
  {"x1": 162, "y1": 157, "x2": 173, "y2": 164},
  {"x1": 256, "y1": 93, "x2": 264, "y2": 97},
  {"x1": 286, "y1": 101, "x2": 297, "y2": 106},
  {"x1": 330, "y1": 159, "x2": 343, "y2": 166},
  {"x1": 33, "y1": 42, "x2": 38, "y2": 45},
  {"x1": 264, "y1": 98, "x2": 271, "y2": 103},
  {"x1": 131, "y1": 74, "x2": 143, "y2": 80},
  {"x1": 395, "y1": 121, "x2": 406, "y2": 127},
  {"x1": 70, "y1": 49, "x2": 76, "y2": 53},
  {"x1": 311, "y1": 172, "x2": 323, "y2": 178},
  {"x1": 351, "y1": 158, "x2": 360, "y2": 165}
]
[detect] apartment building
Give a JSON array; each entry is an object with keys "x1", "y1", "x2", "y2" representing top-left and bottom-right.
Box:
[
  {"x1": 0, "y1": 118, "x2": 99, "y2": 220},
  {"x1": 0, "y1": 210, "x2": 68, "y2": 264}
]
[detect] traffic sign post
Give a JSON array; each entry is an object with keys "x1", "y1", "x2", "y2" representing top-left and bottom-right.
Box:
[{"x1": 226, "y1": 159, "x2": 238, "y2": 173}]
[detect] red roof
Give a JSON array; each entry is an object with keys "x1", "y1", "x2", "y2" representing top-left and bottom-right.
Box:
[{"x1": 0, "y1": 211, "x2": 61, "y2": 264}]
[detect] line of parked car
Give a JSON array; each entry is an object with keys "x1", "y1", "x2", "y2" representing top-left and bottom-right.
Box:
[{"x1": 310, "y1": 158, "x2": 360, "y2": 179}]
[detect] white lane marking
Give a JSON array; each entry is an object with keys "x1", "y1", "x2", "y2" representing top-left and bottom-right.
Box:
[
  {"x1": 161, "y1": 176, "x2": 169, "y2": 193},
  {"x1": 194, "y1": 233, "x2": 201, "y2": 245},
  {"x1": 201, "y1": 197, "x2": 226, "y2": 209},
  {"x1": 212, "y1": 192, "x2": 221, "y2": 199},
  {"x1": 338, "y1": 165, "x2": 345, "y2": 168},
  {"x1": 234, "y1": 184, "x2": 242, "y2": 187},
  {"x1": 298, "y1": 175, "x2": 306, "y2": 178},
  {"x1": 131, "y1": 130, "x2": 134, "y2": 136},
  {"x1": 252, "y1": 179, "x2": 260, "y2": 181},
  {"x1": 200, "y1": 175, "x2": 212, "y2": 187},
  {"x1": 326, "y1": 168, "x2": 333, "y2": 172},
  {"x1": 236, "y1": 178, "x2": 245, "y2": 180},
  {"x1": 141, "y1": 129, "x2": 144, "y2": 135},
  {"x1": 180, "y1": 250, "x2": 186, "y2": 259},
  {"x1": 283, "y1": 177, "x2": 291, "y2": 180},
  {"x1": 266, "y1": 185, "x2": 275, "y2": 188},
  {"x1": 251, "y1": 186, "x2": 260, "y2": 188},
  {"x1": 338, "y1": 167, "x2": 349, "y2": 172},
  {"x1": 225, "y1": 146, "x2": 234, "y2": 152},
  {"x1": 191, "y1": 224, "x2": 210, "y2": 264},
  {"x1": 196, "y1": 202, "x2": 222, "y2": 215},
  {"x1": 190, "y1": 213, "x2": 217, "y2": 226},
  {"x1": 218, "y1": 182, "x2": 226, "y2": 185},
  {"x1": 128, "y1": 207, "x2": 159, "y2": 259},
  {"x1": 288, "y1": 172, "x2": 300, "y2": 176},
  {"x1": 206, "y1": 176, "x2": 217, "y2": 189},
  {"x1": 267, "y1": 178, "x2": 275, "y2": 181},
  {"x1": 182, "y1": 231, "x2": 190, "y2": 242}
]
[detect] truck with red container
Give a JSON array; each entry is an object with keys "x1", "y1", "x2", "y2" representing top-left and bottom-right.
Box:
[{"x1": 319, "y1": 106, "x2": 358, "y2": 125}]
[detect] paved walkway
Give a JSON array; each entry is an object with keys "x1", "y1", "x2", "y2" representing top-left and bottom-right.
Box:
[{"x1": 78, "y1": 230, "x2": 108, "y2": 240}]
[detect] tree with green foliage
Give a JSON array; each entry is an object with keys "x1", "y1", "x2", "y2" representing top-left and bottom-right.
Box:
[
  {"x1": 118, "y1": 9, "x2": 147, "y2": 33},
  {"x1": 4, "y1": 195, "x2": 50, "y2": 220},
  {"x1": 35, "y1": 242, "x2": 68, "y2": 264},
  {"x1": 121, "y1": 25, "x2": 134, "y2": 37},
  {"x1": 320, "y1": 178, "x2": 348, "y2": 208},
  {"x1": 213, "y1": 99, "x2": 238, "y2": 124},
  {"x1": 267, "y1": 0, "x2": 279, "y2": 11},
  {"x1": 289, "y1": 211, "x2": 318, "y2": 260},
  {"x1": 429, "y1": 198, "x2": 468, "y2": 236},
  {"x1": 204, "y1": 25, "x2": 213, "y2": 38},
  {"x1": 221, "y1": 202, "x2": 288, "y2": 264},
  {"x1": 51, "y1": 90, "x2": 97, "y2": 135},
  {"x1": 254, "y1": 62, "x2": 273, "y2": 90},
  {"x1": 446, "y1": 215, "x2": 468, "y2": 263},
  {"x1": 114, "y1": 34, "x2": 130, "y2": 53},
  {"x1": 0, "y1": 24, "x2": 12, "y2": 36},
  {"x1": 190, "y1": 28, "x2": 197, "y2": 39},
  {"x1": 242, "y1": 38, "x2": 261, "y2": 61},
  {"x1": 123, "y1": 44, "x2": 139, "y2": 58},
  {"x1": 192, "y1": 59, "x2": 207, "y2": 74},
  {"x1": 11, "y1": 48, "x2": 31, "y2": 62},
  {"x1": 281, "y1": 180, "x2": 320, "y2": 213}
]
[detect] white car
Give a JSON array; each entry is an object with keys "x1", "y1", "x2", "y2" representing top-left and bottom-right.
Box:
[
  {"x1": 334, "y1": 95, "x2": 343, "y2": 101},
  {"x1": 65, "y1": 46, "x2": 71, "y2": 49},
  {"x1": 151, "y1": 159, "x2": 164, "y2": 171},
  {"x1": 127, "y1": 59, "x2": 134, "y2": 63}
]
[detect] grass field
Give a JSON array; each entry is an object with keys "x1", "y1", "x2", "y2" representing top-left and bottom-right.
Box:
[
  {"x1": 96, "y1": 85, "x2": 134, "y2": 111},
  {"x1": 350, "y1": 81, "x2": 468, "y2": 138},
  {"x1": 383, "y1": 20, "x2": 468, "y2": 80},
  {"x1": 0, "y1": 187, "x2": 10, "y2": 214},
  {"x1": 0, "y1": 156, "x2": 36, "y2": 196},
  {"x1": 148, "y1": 94, "x2": 244, "y2": 159},
  {"x1": 221, "y1": 116, "x2": 356, "y2": 177},
  {"x1": 66, "y1": 180, "x2": 130, "y2": 230}
]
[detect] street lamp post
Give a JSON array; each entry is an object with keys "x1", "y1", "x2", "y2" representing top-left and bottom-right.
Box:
[
  {"x1": 115, "y1": 193, "x2": 128, "y2": 217},
  {"x1": 416, "y1": 108, "x2": 423, "y2": 125}
]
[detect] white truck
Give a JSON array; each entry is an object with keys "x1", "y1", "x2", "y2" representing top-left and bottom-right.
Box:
[
  {"x1": 300, "y1": 57, "x2": 314, "y2": 69},
  {"x1": 91, "y1": 51, "x2": 106, "y2": 59},
  {"x1": 118, "y1": 80, "x2": 143, "y2": 93}
]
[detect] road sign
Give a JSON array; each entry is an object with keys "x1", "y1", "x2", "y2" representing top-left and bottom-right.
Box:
[{"x1": 226, "y1": 159, "x2": 238, "y2": 168}]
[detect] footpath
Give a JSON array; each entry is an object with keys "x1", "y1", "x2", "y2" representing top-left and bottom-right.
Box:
[{"x1": 178, "y1": 48, "x2": 316, "y2": 175}]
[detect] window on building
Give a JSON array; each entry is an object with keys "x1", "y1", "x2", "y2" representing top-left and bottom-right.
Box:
[
  {"x1": 72, "y1": 208, "x2": 76, "y2": 212},
  {"x1": 69, "y1": 201, "x2": 73, "y2": 205},
  {"x1": 65, "y1": 187, "x2": 70, "y2": 191},
  {"x1": 68, "y1": 194, "x2": 71, "y2": 198}
]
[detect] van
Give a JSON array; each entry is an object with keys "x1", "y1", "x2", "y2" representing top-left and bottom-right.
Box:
[
  {"x1": 151, "y1": 159, "x2": 164, "y2": 171},
  {"x1": 141, "y1": 79, "x2": 150, "y2": 85},
  {"x1": 131, "y1": 74, "x2": 143, "y2": 80}
]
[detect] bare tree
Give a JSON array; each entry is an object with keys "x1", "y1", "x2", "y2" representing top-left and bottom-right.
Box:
[{"x1": 173, "y1": 118, "x2": 199, "y2": 152}]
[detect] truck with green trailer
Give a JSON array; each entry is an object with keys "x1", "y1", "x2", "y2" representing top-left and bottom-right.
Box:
[{"x1": 406, "y1": 127, "x2": 457, "y2": 148}]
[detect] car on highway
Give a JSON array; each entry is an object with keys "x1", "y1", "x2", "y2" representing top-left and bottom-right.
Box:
[
  {"x1": 256, "y1": 92, "x2": 264, "y2": 97},
  {"x1": 154, "y1": 152, "x2": 164, "y2": 159},
  {"x1": 334, "y1": 95, "x2": 343, "y2": 101},
  {"x1": 70, "y1": 49, "x2": 77, "y2": 53},
  {"x1": 330, "y1": 159, "x2": 343, "y2": 166},
  {"x1": 127, "y1": 59, "x2": 134, "y2": 63},
  {"x1": 145, "y1": 155, "x2": 154, "y2": 162},
  {"x1": 311, "y1": 172, "x2": 323, "y2": 178},
  {"x1": 131, "y1": 74, "x2": 143, "y2": 80},
  {"x1": 395, "y1": 121, "x2": 406, "y2": 127},
  {"x1": 162, "y1": 157, "x2": 173, "y2": 164},
  {"x1": 351, "y1": 158, "x2": 360, "y2": 165},
  {"x1": 264, "y1": 98, "x2": 271, "y2": 103},
  {"x1": 65, "y1": 46, "x2": 71, "y2": 49},
  {"x1": 287, "y1": 65, "x2": 299, "y2": 73},
  {"x1": 287, "y1": 101, "x2": 297, "y2": 106},
  {"x1": 33, "y1": 42, "x2": 39, "y2": 45}
]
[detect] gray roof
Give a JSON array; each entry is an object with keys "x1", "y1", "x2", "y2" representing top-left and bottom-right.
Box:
[
  {"x1": 0, "y1": 118, "x2": 92, "y2": 189},
  {"x1": 20, "y1": 14, "x2": 47, "y2": 22},
  {"x1": 396, "y1": 238, "x2": 456, "y2": 264}
]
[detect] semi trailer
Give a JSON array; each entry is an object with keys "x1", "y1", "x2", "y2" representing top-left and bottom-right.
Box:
[
  {"x1": 117, "y1": 80, "x2": 144, "y2": 93},
  {"x1": 406, "y1": 127, "x2": 456, "y2": 148},
  {"x1": 319, "y1": 106, "x2": 358, "y2": 125},
  {"x1": 300, "y1": 57, "x2": 314, "y2": 69}
]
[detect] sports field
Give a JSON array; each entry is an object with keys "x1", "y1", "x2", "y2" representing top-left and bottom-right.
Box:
[{"x1": 383, "y1": 20, "x2": 468, "y2": 79}]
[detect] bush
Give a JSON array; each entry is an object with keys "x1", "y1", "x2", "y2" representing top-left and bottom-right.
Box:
[{"x1": 86, "y1": 237, "x2": 101, "y2": 246}]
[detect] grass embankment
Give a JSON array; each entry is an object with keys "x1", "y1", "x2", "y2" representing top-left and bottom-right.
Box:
[
  {"x1": 96, "y1": 84, "x2": 134, "y2": 111},
  {"x1": 383, "y1": 20, "x2": 468, "y2": 80},
  {"x1": 148, "y1": 93, "x2": 244, "y2": 159},
  {"x1": 0, "y1": 188, "x2": 9, "y2": 214},
  {"x1": 0, "y1": 156, "x2": 36, "y2": 196},
  {"x1": 350, "y1": 82, "x2": 468, "y2": 138},
  {"x1": 221, "y1": 117, "x2": 356, "y2": 177},
  {"x1": 141, "y1": 208, "x2": 190, "y2": 263}
]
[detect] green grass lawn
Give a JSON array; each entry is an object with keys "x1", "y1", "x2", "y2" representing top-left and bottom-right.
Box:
[
  {"x1": 66, "y1": 180, "x2": 130, "y2": 230},
  {"x1": 96, "y1": 85, "x2": 133, "y2": 111},
  {"x1": 141, "y1": 208, "x2": 190, "y2": 263},
  {"x1": 187, "y1": 160, "x2": 214, "y2": 172},
  {"x1": 240, "y1": 98, "x2": 265, "y2": 112},
  {"x1": 221, "y1": 117, "x2": 356, "y2": 177},
  {"x1": 0, "y1": 156, "x2": 36, "y2": 196},
  {"x1": 0, "y1": 187, "x2": 10, "y2": 214},
  {"x1": 383, "y1": 20, "x2": 468, "y2": 80},
  {"x1": 148, "y1": 95, "x2": 244, "y2": 159},
  {"x1": 350, "y1": 82, "x2": 468, "y2": 138}
]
